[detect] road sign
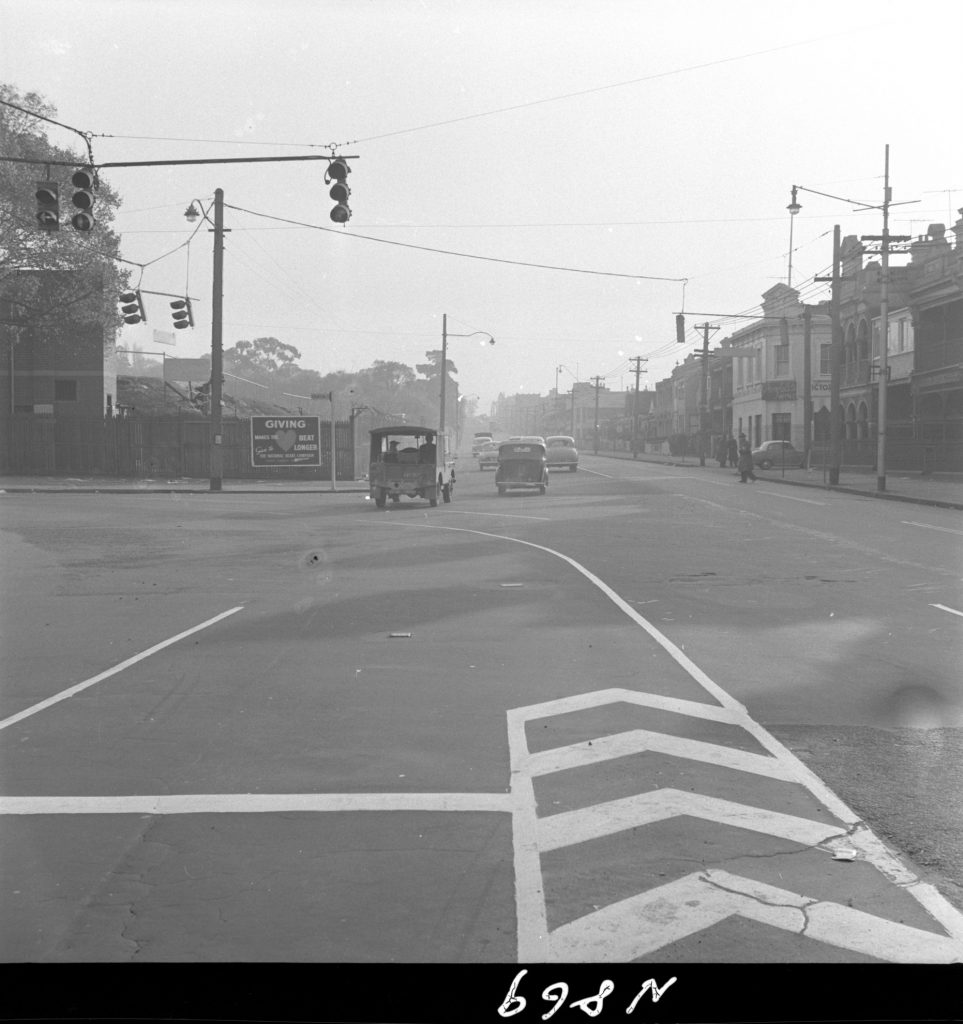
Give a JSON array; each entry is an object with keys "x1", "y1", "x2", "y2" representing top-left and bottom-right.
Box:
[{"x1": 251, "y1": 416, "x2": 321, "y2": 467}]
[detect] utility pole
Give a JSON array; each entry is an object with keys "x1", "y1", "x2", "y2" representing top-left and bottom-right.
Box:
[
  {"x1": 570, "y1": 385, "x2": 576, "y2": 437},
  {"x1": 861, "y1": 146, "x2": 909, "y2": 493},
  {"x1": 815, "y1": 226, "x2": 843, "y2": 484},
  {"x1": 210, "y1": 188, "x2": 225, "y2": 491},
  {"x1": 629, "y1": 356, "x2": 647, "y2": 459},
  {"x1": 694, "y1": 323, "x2": 718, "y2": 467},
  {"x1": 802, "y1": 304, "x2": 812, "y2": 468},
  {"x1": 591, "y1": 375, "x2": 604, "y2": 455}
]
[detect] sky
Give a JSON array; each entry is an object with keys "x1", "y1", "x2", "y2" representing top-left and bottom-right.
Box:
[{"x1": 3, "y1": 0, "x2": 961, "y2": 413}]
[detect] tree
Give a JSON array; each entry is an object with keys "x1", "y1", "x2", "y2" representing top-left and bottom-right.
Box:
[
  {"x1": 225, "y1": 337, "x2": 302, "y2": 379},
  {"x1": 0, "y1": 84, "x2": 127, "y2": 339}
]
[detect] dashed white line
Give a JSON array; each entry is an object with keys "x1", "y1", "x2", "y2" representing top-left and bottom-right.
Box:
[
  {"x1": 442, "y1": 509, "x2": 551, "y2": 521},
  {"x1": 930, "y1": 603, "x2": 963, "y2": 619},
  {"x1": 903, "y1": 521, "x2": 963, "y2": 536},
  {"x1": 0, "y1": 606, "x2": 244, "y2": 731}
]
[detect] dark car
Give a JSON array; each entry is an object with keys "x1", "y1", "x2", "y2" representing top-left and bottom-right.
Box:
[{"x1": 752, "y1": 440, "x2": 805, "y2": 469}]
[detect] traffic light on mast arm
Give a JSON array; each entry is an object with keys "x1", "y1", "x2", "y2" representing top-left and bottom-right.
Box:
[
  {"x1": 70, "y1": 167, "x2": 96, "y2": 231},
  {"x1": 170, "y1": 298, "x2": 194, "y2": 329},
  {"x1": 119, "y1": 290, "x2": 147, "y2": 324},
  {"x1": 326, "y1": 158, "x2": 351, "y2": 223},
  {"x1": 675, "y1": 314, "x2": 686, "y2": 344},
  {"x1": 35, "y1": 181, "x2": 60, "y2": 231}
]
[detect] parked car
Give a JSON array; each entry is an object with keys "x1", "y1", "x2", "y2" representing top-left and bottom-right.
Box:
[
  {"x1": 508, "y1": 435, "x2": 546, "y2": 444},
  {"x1": 752, "y1": 440, "x2": 806, "y2": 469},
  {"x1": 476, "y1": 440, "x2": 500, "y2": 470},
  {"x1": 545, "y1": 435, "x2": 578, "y2": 471}
]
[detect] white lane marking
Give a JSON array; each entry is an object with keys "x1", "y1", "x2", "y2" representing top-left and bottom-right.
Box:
[
  {"x1": 522, "y1": 728, "x2": 795, "y2": 781},
  {"x1": 903, "y1": 521, "x2": 963, "y2": 536},
  {"x1": 577, "y1": 467, "x2": 615, "y2": 478},
  {"x1": 537, "y1": 789, "x2": 843, "y2": 853},
  {"x1": 0, "y1": 606, "x2": 245, "y2": 731},
  {"x1": 931, "y1": 603, "x2": 963, "y2": 619},
  {"x1": 547, "y1": 871, "x2": 963, "y2": 964},
  {"x1": 749, "y1": 489, "x2": 825, "y2": 505},
  {"x1": 442, "y1": 509, "x2": 551, "y2": 521},
  {"x1": 0, "y1": 792, "x2": 512, "y2": 815}
]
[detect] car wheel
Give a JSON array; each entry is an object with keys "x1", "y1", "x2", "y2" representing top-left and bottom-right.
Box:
[
  {"x1": 760, "y1": 459, "x2": 773, "y2": 469},
  {"x1": 538, "y1": 485, "x2": 545, "y2": 495},
  {"x1": 390, "y1": 493, "x2": 400, "y2": 503},
  {"x1": 374, "y1": 489, "x2": 386, "y2": 508},
  {"x1": 569, "y1": 464, "x2": 577, "y2": 472},
  {"x1": 497, "y1": 486, "x2": 506, "y2": 496},
  {"x1": 442, "y1": 482, "x2": 452, "y2": 503}
]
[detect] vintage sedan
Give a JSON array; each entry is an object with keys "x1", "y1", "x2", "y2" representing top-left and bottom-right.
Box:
[
  {"x1": 476, "y1": 440, "x2": 501, "y2": 470},
  {"x1": 545, "y1": 435, "x2": 578, "y2": 471},
  {"x1": 752, "y1": 440, "x2": 806, "y2": 469}
]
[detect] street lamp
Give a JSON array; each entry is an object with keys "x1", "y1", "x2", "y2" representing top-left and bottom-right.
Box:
[
  {"x1": 786, "y1": 186, "x2": 801, "y2": 288},
  {"x1": 184, "y1": 191, "x2": 226, "y2": 491},
  {"x1": 440, "y1": 313, "x2": 494, "y2": 440}
]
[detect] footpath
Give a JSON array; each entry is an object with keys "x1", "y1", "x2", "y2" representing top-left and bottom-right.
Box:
[{"x1": 1, "y1": 456, "x2": 961, "y2": 510}]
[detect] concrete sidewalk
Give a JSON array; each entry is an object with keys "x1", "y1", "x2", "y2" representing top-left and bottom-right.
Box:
[{"x1": 591, "y1": 449, "x2": 963, "y2": 511}]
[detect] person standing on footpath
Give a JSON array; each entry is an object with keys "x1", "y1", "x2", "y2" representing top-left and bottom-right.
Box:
[
  {"x1": 715, "y1": 436, "x2": 728, "y2": 468},
  {"x1": 737, "y1": 434, "x2": 757, "y2": 483},
  {"x1": 727, "y1": 434, "x2": 739, "y2": 470}
]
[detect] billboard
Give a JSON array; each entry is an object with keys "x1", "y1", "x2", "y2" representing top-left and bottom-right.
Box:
[{"x1": 251, "y1": 416, "x2": 321, "y2": 467}]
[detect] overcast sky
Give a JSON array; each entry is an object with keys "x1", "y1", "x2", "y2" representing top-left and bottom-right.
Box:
[{"x1": 3, "y1": 0, "x2": 961, "y2": 411}]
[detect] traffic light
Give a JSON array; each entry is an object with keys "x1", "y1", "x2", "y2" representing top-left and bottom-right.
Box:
[
  {"x1": 70, "y1": 167, "x2": 96, "y2": 231},
  {"x1": 170, "y1": 298, "x2": 194, "y2": 330},
  {"x1": 675, "y1": 314, "x2": 686, "y2": 344},
  {"x1": 119, "y1": 290, "x2": 146, "y2": 325},
  {"x1": 326, "y1": 158, "x2": 351, "y2": 223},
  {"x1": 35, "y1": 181, "x2": 60, "y2": 231}
]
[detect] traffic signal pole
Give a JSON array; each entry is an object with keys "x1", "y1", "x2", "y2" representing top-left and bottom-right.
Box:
[{"x1": 210, "y1": 188, "x2": 224, "y2": 491}]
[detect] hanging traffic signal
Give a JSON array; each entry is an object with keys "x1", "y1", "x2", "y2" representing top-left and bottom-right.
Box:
[
  {"x1": 70, "y1": 167, "x2": 96, "y2": 231},
  {"x1": 119, "y1": 290, "x2": 146, "y2": 325},
  {"x1": 326, "y1": 158, "x2": 352, "y2": 223},
  {"x1": 35, "y1": 181, "x2": 60, "y2": 231},
  {"x1": 170, "y1": 298, "x2": 194, "y2": 329},
  {"x1": 675, "y1": 314, "x2": 686, "y2": 344}
]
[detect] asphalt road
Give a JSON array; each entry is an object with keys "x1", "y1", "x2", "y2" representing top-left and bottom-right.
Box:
[{"x1": 1, "y1": 455, "x2": 962, "y2": 967}]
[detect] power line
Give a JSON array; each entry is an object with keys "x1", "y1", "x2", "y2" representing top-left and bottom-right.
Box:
[{"x1": 224, "y1": 202, "x2": 687, "y2": 281}]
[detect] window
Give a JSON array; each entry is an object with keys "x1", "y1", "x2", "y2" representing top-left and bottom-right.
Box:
[
  {"x1": 819, "y1": 344, "x2": 832, "y2": 375},
  {"x1": 772, "y1": 412, "x2": 791, "y2": 441},
  {"x1": 775, "y1": 344, "x2": 789, "y2": 376},
  {"x1": 54, "y1": 379, "x2": 78, "y2": 402}
]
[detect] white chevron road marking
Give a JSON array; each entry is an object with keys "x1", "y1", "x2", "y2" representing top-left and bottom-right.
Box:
[
  {"x1": 536, "y1": 789, "x2": 843, "y2": 853},
  {"x1": 522, "y1": 728, "x2": 796, "y2": 781},
  {"x1": 547, "y1": 870, "x2": 963, "y2": 964}
]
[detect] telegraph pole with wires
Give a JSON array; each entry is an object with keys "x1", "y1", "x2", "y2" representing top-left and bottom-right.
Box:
[
  {"x1": 695, "y1": 323, "x2": 720, "y2": 466},
  {"x1": 591, "y1": 375, "x2": 604, "y2": 455},
  {"x1": 629, "y1": 356, "x2": 647, "y2": 458}
]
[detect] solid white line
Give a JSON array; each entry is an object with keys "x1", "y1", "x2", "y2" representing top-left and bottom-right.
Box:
[
  {"x1": 751, "y1": 489, "x2": 825, "y2": 505},
  {"x1": 0, "y1": 606, "x2": 245, "y2": 732},
  {"x1": 0, "y1": 792, "x2": 513, "y2": 815},
  {"x1": 442, "y1": 509, "x2": 552, "y2": 521},
  {"x1": 577, "y1": 468, "x2": 615, "y2": 478},
  {"x1": 930, "y1": 603, "x2": 963, "y2": 619},
  {"x1": 903, "y1": 521, "x2": 963, "y2": 536}
]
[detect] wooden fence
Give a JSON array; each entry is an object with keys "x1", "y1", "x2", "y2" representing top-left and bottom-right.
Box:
[{"x1": 0, "y1": 415, "x2": 357, "y2": 480}]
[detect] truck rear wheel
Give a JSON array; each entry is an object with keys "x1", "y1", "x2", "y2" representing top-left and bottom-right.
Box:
[{"x1": 374, "y1": 489, "x2": 386, "y2": 508}]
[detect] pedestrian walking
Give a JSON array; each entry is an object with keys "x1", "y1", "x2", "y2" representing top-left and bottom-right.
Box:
[
  {"x1": 737, "y1": 434, "x2": 757, "y2": 483},
  {"x1": 727, "y1": 434, "x2": 738, "y2": 469}
]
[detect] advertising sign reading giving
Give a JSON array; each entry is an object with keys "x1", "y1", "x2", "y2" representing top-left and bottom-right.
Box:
[{"x1": 251, "y1": 416, "x2": 321, "y2": 467}]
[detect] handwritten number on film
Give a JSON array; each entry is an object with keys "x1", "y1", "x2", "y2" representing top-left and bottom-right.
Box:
[{"x1": 498, "y1": 969, "x2": 677, "y2": 1019}]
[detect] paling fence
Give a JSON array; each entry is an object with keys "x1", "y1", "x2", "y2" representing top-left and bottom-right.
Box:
[{"x1": 0, "y1": 415, "x2": 357, "y2": 480}]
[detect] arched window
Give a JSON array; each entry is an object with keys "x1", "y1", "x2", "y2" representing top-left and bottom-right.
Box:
[
  {"x1": 857, "y1": 401, "x2": 869, "y2": 440},
  {"x1": 846, "y1": 402, "x2": 857, "y2": 440}
]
